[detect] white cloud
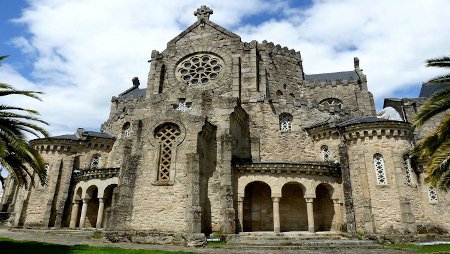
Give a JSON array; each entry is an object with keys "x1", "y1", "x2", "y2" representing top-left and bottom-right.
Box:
[{"x1": 4, "y1": 0, "x2": 450, "y2": 136}]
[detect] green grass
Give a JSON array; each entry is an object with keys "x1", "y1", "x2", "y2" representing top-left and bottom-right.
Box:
[
  {"x1": 205, "y1": 241, "x2": 227, "y2": 248},
  {"x1": 388, "y1": 243, "x2": 450, "y2": 253},
  {"x1": 0, "y1": 237, "x2": 195, "y2": 254}
]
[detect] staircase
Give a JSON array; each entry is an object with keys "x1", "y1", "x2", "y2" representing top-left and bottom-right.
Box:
[{"x1": 227, "y1": 231, "x2": 379, "y2": 250}]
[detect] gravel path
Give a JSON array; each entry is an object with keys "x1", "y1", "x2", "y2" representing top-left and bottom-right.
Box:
[{"x1": 0, "y1": 226, "x2": 411, "y2": 254}]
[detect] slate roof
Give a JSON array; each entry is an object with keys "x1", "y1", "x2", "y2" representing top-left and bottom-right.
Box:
[
  {"x1": 419, "y1": 82, "x2": 450, "y2": 97},
  {"x1": 51, "y1": 131, "x2": 114, "y2": 140},
  {"x1": 336, "y1": 116, "x2": 402, "y2": 127},
  {"x1": 118, "y1": 88, "x2": 146, "y2": 100},
  {"x1": 304, "y1": 71, "x2": 359, "y2": 82}
]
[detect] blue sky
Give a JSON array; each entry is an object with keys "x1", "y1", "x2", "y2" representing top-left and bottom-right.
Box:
[{"x1": 0, "y1": 0, "x2": 449, "y2": 137}]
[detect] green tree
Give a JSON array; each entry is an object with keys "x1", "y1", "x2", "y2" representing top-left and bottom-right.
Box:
[
  {"x1": 413, "y1": 56, "x2": 450, "y2": 191},
  {"x1": 0, "y1": 55, "x2": 49, "y2": 187}
]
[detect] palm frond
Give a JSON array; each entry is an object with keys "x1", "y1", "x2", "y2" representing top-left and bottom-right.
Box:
[
  {"x1": 427, "y1": 74, "x2": 450, "y2": 84},
  {"x1": 426, "y1": 56, "x2": 450, "y2": 68},
  {"x1": 413, "y1": 87, "x2": 450, "y2": 127}
]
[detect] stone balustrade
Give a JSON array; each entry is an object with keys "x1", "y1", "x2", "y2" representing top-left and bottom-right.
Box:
[{"x1": 73, "y1": 167, "x2": 120, "y2": 182}]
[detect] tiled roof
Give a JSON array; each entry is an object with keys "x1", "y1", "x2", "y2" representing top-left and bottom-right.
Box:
[{"x1": 305, "y1": 71, "x2": 359, "y2": 82}]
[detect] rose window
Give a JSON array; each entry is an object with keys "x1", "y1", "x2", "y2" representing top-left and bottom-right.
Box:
[{"x1": 176, "y1": 54, "x2": 223, "y2": 85}]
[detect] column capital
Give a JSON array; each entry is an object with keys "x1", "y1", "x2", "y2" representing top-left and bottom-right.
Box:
[
  {"x1": 332, "y1": 198, "x2": 342, "y2": 204},
  {"x1": 272, "y1": 197, "x2": 280, "y2": 202},
  {"x1": 238, "y1": 196, "x2": 244, "y2": 202},
  {"x1": 98, "y1": 198, "x2": 105, "y2": 203},
  {"x1": 82, "y1": 198, "x2": 90, "y2": 203},
  {"x1": 72, "y1": 200, "x2": 80, "y2": 205},
  {"x1": 305, "y1": 197, "x2": 315, "y2": 203}
]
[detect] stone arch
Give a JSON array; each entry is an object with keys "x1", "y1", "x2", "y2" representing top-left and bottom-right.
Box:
[
  {"x1": 314, "y1": 183, "x2": 335, "y2": 231},
  {"x1": 101, "y1": 183, "x2": 117, "y2": 229},
  {"x1": 243, "y1": 181, "x2": 273, "y2": 232},
  {"x1": 74, "y1": 187, "x2": 82, "y2": 201},
  {"x1": 84, "y1": 185, "x2": 99, "y2": 228},
  {"x1": 280, "y1": 182, "x2": 307, "y2": 231},
  {"x1": 70, "y1": 187, "x2": 83, "y2": 228}
]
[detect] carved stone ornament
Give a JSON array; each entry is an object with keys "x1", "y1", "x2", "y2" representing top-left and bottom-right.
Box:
[{"x1": 194, "y1": 5, "x2": 213, "y2": 22}]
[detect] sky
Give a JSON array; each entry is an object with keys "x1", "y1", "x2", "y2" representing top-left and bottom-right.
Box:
[{"x1": 0, "y1": 0, "x2": 449, "y2": 137}]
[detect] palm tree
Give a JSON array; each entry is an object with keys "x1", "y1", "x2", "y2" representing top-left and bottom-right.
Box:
[
  {"x1": 413, "y1": 56, "x2": 450, "y2": 191},
  {"x1": 0, "y1": 55, "x2": 49, "y2": 187}
]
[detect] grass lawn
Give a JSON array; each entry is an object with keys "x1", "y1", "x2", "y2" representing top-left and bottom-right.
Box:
[
  {"x1": 388, "y1": 243, "x2": 450, "y2": 253},
  {"x1": 0, "y1": 237, "x2": 195, "y2": 254}
]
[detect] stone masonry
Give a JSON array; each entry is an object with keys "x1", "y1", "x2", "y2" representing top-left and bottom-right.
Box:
[{"x1": 1, "y1": 5, "x2": 449, "y2": 245}]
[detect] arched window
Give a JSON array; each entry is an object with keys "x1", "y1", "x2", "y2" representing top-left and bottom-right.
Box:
[
  {"x1": 90, "y1": 154, "x2": 101, "y2": 169},
  {"x1": 122, "y1": 122, "x2": 131, "y2": 138},
  {"x1": 402, "y1": 154, "x2": 413, "y2": 185},
  {"x1": 279, "y1": 113, "x2": 293, "y2": 132},
  {"x1": 319, "y1": 98, "x2": 343, "y2": 109},
  {"x1": 154, "y1": 123, "x2": 181, "y2": 182},
  {"x1": 276, "y1": 90, "x2": 283, "y2": 99},
  {"x1": 373, "y1": 153, "x2": 387, "y2": 185},
  {"x1": 427, "y1": 186, "x2": 438, "y2": 203},
  {"x1": 321, "y1": 145, "x2": 330, "y2": 161}
]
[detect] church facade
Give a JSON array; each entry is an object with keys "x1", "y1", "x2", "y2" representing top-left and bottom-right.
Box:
[{"x1": 1, "y1": 6, "x2": 449, "y2": 243}]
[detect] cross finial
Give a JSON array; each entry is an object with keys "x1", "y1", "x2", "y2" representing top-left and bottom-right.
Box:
[{"x1": 194, "y1": 5, "x2": 213, "y2": 23}]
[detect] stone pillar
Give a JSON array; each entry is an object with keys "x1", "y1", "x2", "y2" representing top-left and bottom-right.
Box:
[
  {"x1": 69, "y1": 201, "x2": 80, "y2": 229},
  {"x1": 333, "y1": 199, "x2": 342, "y2": 231},
  {"x1": 96, "y1": 198, "x2": 105, "y2": 229},
  {"x1": 305, "y1": 198, "x2": 315, "y2": 233},
  {"x1": 272, "y1": 197, "x2": 280, "y2": 233},
  {"x1": 339, "y1": 144, "x2": 356, "y2": 233},
  {"x1": 79, "y1": 198, "x2": 89, "y2": 229},
  {"x1": 238, "y1": 196, "x2": 244, "y2": 232}
]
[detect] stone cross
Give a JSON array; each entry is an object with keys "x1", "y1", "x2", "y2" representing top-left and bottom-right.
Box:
[{"x1": 194, "y1": 5, "x2": 213, "y2": 23}]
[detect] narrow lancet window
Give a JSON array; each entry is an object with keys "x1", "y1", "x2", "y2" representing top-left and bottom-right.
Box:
[
  {"x1": 321, "y1": 145, "x2": 330, "y2": 161},
  {"x1": 373, "y1": 153, "x2": 387, "y2": 185},
  {"x1": 279, "y1": 113, "x2": 293, "y2": 132},
  {"x1": 90, "y1": 154, "x2": 101, "y2": 169}
]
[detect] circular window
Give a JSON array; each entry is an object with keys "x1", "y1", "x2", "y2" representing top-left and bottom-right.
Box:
[{"x1": 176, "y1": 53, "x2": 223, "y2": 85}]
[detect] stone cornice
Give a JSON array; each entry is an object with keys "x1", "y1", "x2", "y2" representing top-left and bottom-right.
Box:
[
  {"x1": 31, "y1": 137, "x2": 115, "y2": 154},
  {"x1": 340, "y1": 121, "x2": 413, "y2": 141},
  {"x1": 307, "y1": 119, "x2": 412, "y2": 141},
  {"x1": 235, "y1": 162, "x2": 341, "y2": 177}
]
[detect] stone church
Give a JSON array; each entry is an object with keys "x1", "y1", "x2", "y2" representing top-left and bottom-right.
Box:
[{"x1": 1, "y1": 5, "x2": 449, "y2": 244}]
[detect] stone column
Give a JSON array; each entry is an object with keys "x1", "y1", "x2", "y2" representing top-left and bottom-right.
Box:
[
  {"x1": 333, "y1": 199, "x2": 342, "y2": 231},
  {"x1": 305, "y1": 198, "x2": 315, "y2": 233},
  {"x1": 272, "y1": 197, "x2": 281, "y2": 233},
  {"x1": 79, "y1": 198, "x2": 89, "y2": 229},
  {"x1": 238, "y1": 196, "x2": 244, "y2": 232},
  {"x1": 96, "y1": 198, "x2": 105, "y2": 229},
  {"x1": 69, "y1": 201, "x2": 80, "y2": 229}
]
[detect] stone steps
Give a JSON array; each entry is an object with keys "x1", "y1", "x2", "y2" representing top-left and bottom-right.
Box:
[
  {"x1": 227, "y1": 232, "x2": 380, "y2": 249},
  {"x1": 9, "y1": 228, "x2": 97, "y2": 239}
]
